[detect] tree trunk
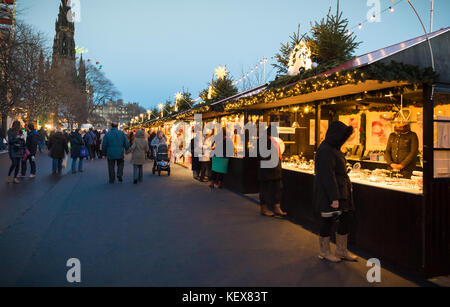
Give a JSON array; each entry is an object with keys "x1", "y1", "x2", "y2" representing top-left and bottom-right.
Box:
[{"x1": 1, "y1": 113, "x2": 7, "y2": 135}]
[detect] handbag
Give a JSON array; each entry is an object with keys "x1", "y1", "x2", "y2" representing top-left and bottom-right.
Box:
[
  {"x1": 62, "y1": 155, "x2": 68, "y2": 169},
  {"x1": 80, "y1": 146, "x2": 89, "y2": 158}
]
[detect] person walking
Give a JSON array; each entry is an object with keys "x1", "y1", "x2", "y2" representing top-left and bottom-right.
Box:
[
  {"x1": 189, "y1": 127, "x2": 201, "y2": 180},
  {"x1": 102, "y1": 123, "x2": 130, "y2": 184},
  {"x1": 198, "y1": 129, "x2": 213, "y2": 182},
  {"x1": 129, "y1": 131, "x2": 135, "y2": 147},
  {"x1": 148, "y1": 130, "x2": 157, "y2": 159},
  {"x1": 37, "y1": 127, "x2": 47, "y2": 153},
  {"x1": 209, "y1": 128, "x2": 234, "y2": 189},
  {"x1": 130, "y1": 130, "x2": 149, "y2": 184},
  {"x1": 48, "y1": 130, "x2": 69, "y2": 175},
  {"x1": 94, "y1": 129, "x2": 102, "y2": 159},
  {"x1": 151, "y1": 130, "x2": 167, "y2": 173},
  {"x1": 70, "y1": 129, "x2": 85, "y2": 174},
  {"x1": 83, "y1": 128, "x2": 97, "y2": 160},
  {"x1": 258, "y1": 126, "x2": 287, "y2": 217},
  {"x1": 6, "y1": 121, "x2": 25, "y2": 184},
  {"x1": 21, "y1": 124, "x2": 39, "y2": 179},
  {"x1": 314, "y1": 121, "x2": 357, "y2": 263}
]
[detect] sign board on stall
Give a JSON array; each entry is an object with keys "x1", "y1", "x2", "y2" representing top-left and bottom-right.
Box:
[{"x1": 278, "y1": 127, "x2": 296, "y2": 135}]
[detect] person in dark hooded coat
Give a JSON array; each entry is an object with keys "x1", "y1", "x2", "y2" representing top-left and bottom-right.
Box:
[
  {"x1": 48, "y1": 131, "x2": 69, "y2": 175},
  {"x1": 257, "y1": 126, "x2": 287, "y2": 217},
  {"x1": 314, "y1": 121, "x2": 357, "y2": 263}
]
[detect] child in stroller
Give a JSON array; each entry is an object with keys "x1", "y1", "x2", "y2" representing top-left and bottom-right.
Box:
[{"x1": 153, "y1": 143, "x2": 170, "y2": 176}]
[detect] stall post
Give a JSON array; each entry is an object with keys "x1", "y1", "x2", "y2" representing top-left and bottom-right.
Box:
[
  {"x1": 244, "y1": 110, "x2": 249, "y2": 157},
  {"x1": 314, "y1": 102, "x2": 322, "y2": 153}
]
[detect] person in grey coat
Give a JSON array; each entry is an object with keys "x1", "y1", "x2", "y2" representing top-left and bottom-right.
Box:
[{"x1": 130, "y1": 130, "x2": 149, "y2": 184}]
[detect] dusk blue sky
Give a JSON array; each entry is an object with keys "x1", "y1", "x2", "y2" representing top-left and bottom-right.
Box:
[{"x1": 19, "y1": 0, "x2": 450, "y2": 109}]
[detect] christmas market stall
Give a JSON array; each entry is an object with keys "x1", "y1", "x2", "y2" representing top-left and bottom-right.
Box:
[{"x1": 223, "y1": 28, "x2": 450, "y2": 277}]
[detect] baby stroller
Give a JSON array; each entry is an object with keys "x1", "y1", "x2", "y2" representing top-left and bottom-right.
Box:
[{"x1": 153, "y1": 143, "x2": 170, "y2": 176}]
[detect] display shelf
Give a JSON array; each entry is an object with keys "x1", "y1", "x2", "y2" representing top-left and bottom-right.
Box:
[{"x1": 282, "y1": 164, "x2": 423, "y2": 195}]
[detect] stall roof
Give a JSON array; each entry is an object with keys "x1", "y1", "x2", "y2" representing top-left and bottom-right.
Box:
[
  {"x1": 314, "y1": 27, "x2": 450, "y2": 80},
  {"x1": 247, "y1": 28, "x2": 450, "y2": 110},
  {"x1": 248, "y1": 80, "x2": 409, "y2": 110},
  {"x1": 210, "y1": 84, "x2": 267, "y2": 106}
]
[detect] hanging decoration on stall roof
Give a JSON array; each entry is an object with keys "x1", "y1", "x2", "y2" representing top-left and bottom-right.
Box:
[{"x1": 287, "y1": 40, "x2": 315, "y2": 76}]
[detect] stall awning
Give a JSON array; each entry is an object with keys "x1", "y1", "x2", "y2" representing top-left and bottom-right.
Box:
[{"x1": 248, "y1": 80, "x2": 409, "y2": 110}]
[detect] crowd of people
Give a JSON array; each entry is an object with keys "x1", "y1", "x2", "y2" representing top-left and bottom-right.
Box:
[
  {"x1": 3, "y1": 121, "x2": 109, "y2": 183},
  {"x1": 3, "y1": 119, "x2": 360, "y2": 263}
]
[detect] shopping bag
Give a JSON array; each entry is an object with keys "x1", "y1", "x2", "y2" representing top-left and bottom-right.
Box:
[
  {"x1": 212, "y1": 157, "x2": 229, "y2": 174},
  {"x1": 62, "y1": 155, "x2": 68, "y2": 169},
  {"x1": 80, "y1": 146, "x2": 89, "y2": 158}
]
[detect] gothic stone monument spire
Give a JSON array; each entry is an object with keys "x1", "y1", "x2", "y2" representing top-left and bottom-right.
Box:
[{"x1": 52, "y1": 0, "x2": 76, "y2": 77}]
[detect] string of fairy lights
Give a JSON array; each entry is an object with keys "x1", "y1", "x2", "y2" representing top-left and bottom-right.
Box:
[
  {"x1": 232, "y1": 57, "x2": 269, "y2": 87},
  {"x1": 346, "y1": 0, "x2": 405, "y2": 36}
]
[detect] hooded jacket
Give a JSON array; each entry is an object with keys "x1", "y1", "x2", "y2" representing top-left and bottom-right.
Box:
[
  {"x1": 314, "y1": 121, "x2": 354, "y2": 214},
  {"x1": 130, "y1": 130, "x2": 149, "y2": 165}
]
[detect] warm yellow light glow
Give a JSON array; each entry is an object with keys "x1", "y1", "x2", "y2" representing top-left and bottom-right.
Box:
[
  {"x1": 175, "y1": 92, "x2": 183, "y2": 102},
  {"x1": 215, "y1": 65, "x2": 228, "y2": 80},
  {"x1": 158, "y1": 104, "x2": 164, "y2": 110}
]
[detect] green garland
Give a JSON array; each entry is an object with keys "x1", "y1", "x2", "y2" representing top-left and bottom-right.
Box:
[{"x1": 360, "y1": 113, "x2": 366, "y2": 146}]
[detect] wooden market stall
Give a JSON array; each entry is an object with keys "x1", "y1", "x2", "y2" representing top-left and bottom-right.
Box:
[{"x1": 223, "y1": 28, "x2": 450, "y2": 277}]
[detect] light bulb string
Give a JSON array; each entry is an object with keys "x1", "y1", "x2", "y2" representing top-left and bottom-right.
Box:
[{"x1": 347, "y1": 0, "x2": 404, "y2": 34}]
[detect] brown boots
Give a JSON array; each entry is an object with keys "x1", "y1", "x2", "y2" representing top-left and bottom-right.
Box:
[
  {"x1": 273, "y1": 204, "x2": 287, "y2": 217},
  {"x1": 6, "y1": 176, "x2": 19, "y2": 184},
  {"x1": 318, "y1": 237, "x2": 341, "y2": 262},
  {"x1": 335, "y1": 234, "x2": 358, "y2": 262},
  {"x1": 318, "y1": 235, "x2": 358, "y2": 263},
  {"x1": 260, "y1": 204, "x2": 275, "y2": 217}
]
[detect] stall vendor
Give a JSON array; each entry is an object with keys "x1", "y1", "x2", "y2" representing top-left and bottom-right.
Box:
[{"x1": 385, "y1": 122, "x2": 419, "y2": 179}]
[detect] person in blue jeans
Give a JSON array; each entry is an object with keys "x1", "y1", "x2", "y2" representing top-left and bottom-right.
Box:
[{"x1": 70, "y1": 129, "x2": 84, "y2": 174}]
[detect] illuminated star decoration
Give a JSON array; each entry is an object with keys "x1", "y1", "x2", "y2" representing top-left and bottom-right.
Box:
[{"x1": 215, "y1": 65, "x2": 228, "y2": 80}]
